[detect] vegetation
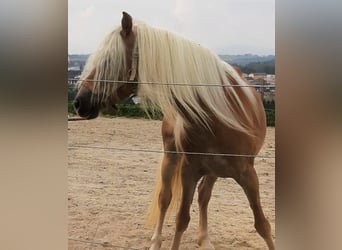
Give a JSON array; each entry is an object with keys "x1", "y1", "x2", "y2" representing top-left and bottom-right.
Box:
[
  {"x1": 68, "y1": 87, "x2": 77, "y2": 102},
  {"x1": 263, "y1": 100, "x2": 275, "y2": 110},
  {"x1": 265, "y1": 109, "x2": 275, "y2": 126},
  {"x1": 102, "y1": 104, "x2": 163, "y2": 120},
  {"x1": 263, "y1": 100, "x2": 275, "y2": 126},
  {"x1": 68, "y1": 84, "x2": 78, "y2": 114},
  {"x1": 68, "y1": 101, "x2": 76, "y2": 114},
  {"x1": 232, "y1": 59, "x2": 275, "y2": 74},
  {"x1": 69, "y1": 101, "x2": 275, "y2": 126},
  {"x1": 219, "y1": 54, "x2": 274, "y2": 66}
]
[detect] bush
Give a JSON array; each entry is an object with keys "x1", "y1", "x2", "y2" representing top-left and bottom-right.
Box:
[
  {"x1": 68, "y1": 101, "x2": 77, "y2": 114},
  {"x1": 111, "y1": 104, "x2": 275, "y2": 126},
  {"x1": 102, "y1": 104, "x2": 163, "y2": 120},
  {"x1": 69, "y1": 102, "x2": 275, "y2": 126},
  {"x1": 265, "y1": 109, "x2": 275, "y2": 126},
  {"x1": 263, "y1": 100, "x2": 275, "y2": 110}
]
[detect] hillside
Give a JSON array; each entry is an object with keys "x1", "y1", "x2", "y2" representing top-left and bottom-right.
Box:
[
  {"x1": 236, "y1": 59, "x2": 275, "y2": 74},
  {"x1": 219, "y1": 54, "x2": 275, "y2": 66},
  {"x1": 68, "y1": 54, "x2": 275, "y2": 74},
  {"x1": 68, "y1": 54, "x2": 89, "y2": 62}
]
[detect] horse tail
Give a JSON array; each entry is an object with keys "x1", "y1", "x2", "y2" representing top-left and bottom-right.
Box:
[{"x1": 146, "y1": 156, "x2": 182, "y2": 227}]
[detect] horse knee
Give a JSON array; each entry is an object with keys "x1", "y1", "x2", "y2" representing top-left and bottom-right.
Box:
[
  {"x1": 198, "y1": 176, "x2": 216, "y2": 206},
  {"x1": 176, "y1": 213, "x2": 190, "y2": 232},
  {"x1": 158, "y1": 187, "x2": 172, "y2": 212},
  {"x1": 198, "y1": 192, "x2": 210, "y2": 207},
  {"x1": 198, "y1": 184, "x2": 209, "y2": 205}
]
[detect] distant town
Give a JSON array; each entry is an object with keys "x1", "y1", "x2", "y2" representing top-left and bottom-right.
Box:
[{"x1": 68, "y1": 54, "x2": 275, "y2": 102}]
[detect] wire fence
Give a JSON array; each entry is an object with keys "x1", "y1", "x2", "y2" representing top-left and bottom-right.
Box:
[
  {"x1": 67, "y1": 78, "x2": 276, "y2": 89},
  {"x1": 68, "y1": 144, "x2": 275, "y2": 159},
  {"x1": 67, "y1": 76, "x2": 275, "y2": 160},
  {"x1": 68, "y1": 103, "x2": 275, "y2": 249},
  {"x1": 67, "y1": 78, "x2": 276, "y2": 114},
  {"x1": 68, "y1": 130, "x2": 275, "y2": 248},
  {"x1": 67, "y1": 76, "x2": 275, "y2": 246}
]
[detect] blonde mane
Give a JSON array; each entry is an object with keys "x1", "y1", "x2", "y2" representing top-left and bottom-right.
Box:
[
  {"x1": 136, "y1": 24, "x2": 257, "y2": 133},
  {"x1": 81, "y1": 22, "x2": 259, "y2": 137},
  {"x1": 80, "y1": 27, "x2": 127, "y2": 102}
]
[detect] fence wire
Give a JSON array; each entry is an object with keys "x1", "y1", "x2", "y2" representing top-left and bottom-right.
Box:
[
  {"x1": 67, "y1": 74, "x2": 275, "y2": 249},
  {"x1": 68, "y1": 78, "x2": 276, "y2": 89},
  {"x1": 68, "y1": 144, "x2": 275, "y2": 159},
  {"x1": 68, "y1": 77, "x2": 275, "y2": 159}
]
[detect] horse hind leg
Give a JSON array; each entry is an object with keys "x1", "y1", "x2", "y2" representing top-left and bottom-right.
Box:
[
  {"x1": 171, "y1": 163, "x2": 200, "y2": 250},
  {"x1": 197, "y1": 175, "x2": 217, "y2": 250},
  {"x1": 236, "y1": 165, "x2": 275, "y2": 250}
]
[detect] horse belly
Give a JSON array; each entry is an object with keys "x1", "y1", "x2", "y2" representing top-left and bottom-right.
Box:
[
  {"x1": 194, "y1": 153, "x2": 252, "y2": 178},
  {"x1": 184, "y1": 131, "x2": 256, "y2": 179}
]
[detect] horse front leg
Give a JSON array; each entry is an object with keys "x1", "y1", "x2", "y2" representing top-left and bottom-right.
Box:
[
  {"x1": 171, "y1": 163, "x2": 200, "y2": 250},
  {"x1": 197, "y1": 175, "x2": 217, "y2": 250},
  {"x1": 149, "y1": 154, "x2": 179, "y2": 250}
]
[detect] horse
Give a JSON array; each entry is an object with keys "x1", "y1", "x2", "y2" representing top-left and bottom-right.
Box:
[{"x1": 74, "y1": 11, "x2": 274, "y2": 250}]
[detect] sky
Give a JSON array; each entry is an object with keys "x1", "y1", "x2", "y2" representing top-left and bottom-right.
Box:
[{"x1": 68, "y1": 0, "x2": 275, "y2": 55}]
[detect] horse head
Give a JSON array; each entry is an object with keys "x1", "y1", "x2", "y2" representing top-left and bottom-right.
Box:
[{"x1": 74, "y1": 11, "x2": 138, "y2": 119}]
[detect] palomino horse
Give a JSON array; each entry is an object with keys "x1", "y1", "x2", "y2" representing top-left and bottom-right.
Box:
[{"x1": 74, "y1": 12, "x2": 274, "y2": 250}]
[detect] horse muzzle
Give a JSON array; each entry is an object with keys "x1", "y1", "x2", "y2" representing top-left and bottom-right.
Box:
[{"x1": 74, "y1": 88, "x2": 100, "y2": 120}]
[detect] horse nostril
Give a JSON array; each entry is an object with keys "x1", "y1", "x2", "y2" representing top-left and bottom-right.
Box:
[{"x1": 74, "y1": 99, "x2": 80, "y2": 109}]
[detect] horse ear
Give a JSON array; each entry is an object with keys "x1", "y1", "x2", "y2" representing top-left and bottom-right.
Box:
[{"x1": 121, "y1": 11, "x2": 133, "y2": 37}]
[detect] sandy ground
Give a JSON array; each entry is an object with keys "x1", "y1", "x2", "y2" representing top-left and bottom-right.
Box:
[{"x1": 68, "y1": 117, "x2": 275, "y2": 250}]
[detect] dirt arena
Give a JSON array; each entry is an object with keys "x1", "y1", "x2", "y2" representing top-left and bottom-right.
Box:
[{"x1": 68, "y1": 117, "x2": 275, "y2": 250}]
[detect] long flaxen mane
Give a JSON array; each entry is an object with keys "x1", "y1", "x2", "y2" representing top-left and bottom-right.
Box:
[
  {"x1": 81, "y1": 22, "x2": 259, "y2": 139},
  {"x1": 80, "y1": 27, "x2": 128, "y2": 102}
]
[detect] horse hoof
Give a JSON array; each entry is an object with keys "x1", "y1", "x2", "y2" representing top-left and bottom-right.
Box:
[
  {"x1": 149, "y1": 241, "x2": 162, "y2": 250},
  {"x1": 198, "y1": 241, "x2": 215, "y2": 250}
]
